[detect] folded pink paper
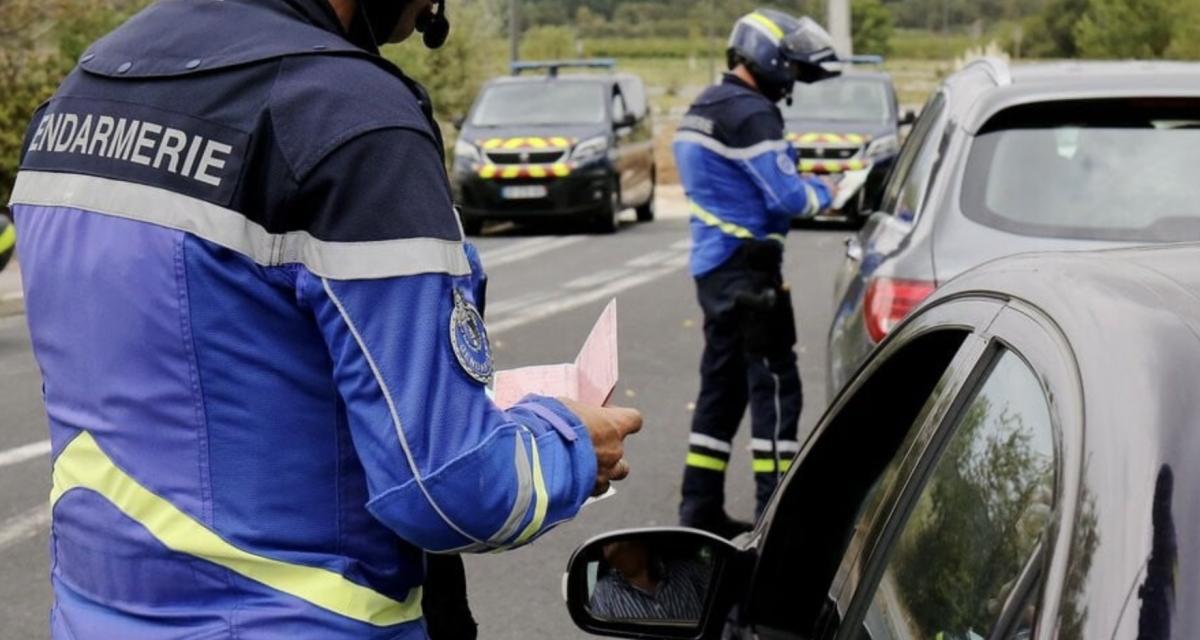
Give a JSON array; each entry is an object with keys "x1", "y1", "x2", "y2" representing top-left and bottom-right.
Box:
[{"x1": 492, "y1": 300, "x2": 618, "y2": 409}]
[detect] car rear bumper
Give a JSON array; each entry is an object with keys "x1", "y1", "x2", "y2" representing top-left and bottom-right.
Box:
[{"x1": 453, "y1": 166, "x2": 612, "y2": 221}]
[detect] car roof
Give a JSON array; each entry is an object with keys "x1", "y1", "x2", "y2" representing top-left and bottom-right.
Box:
[
  {"x1": 939, "y1": 59, "x2": 1200, "y2": 133},
  {"x1": 927, "y1": 242, "x2": 1200, "y2": 636},
  {"x1": 837, "y1": 70, "x2": 891, "y2": 82},
  {"x1": 484, "y1": 73, "x2": 624, "y2": 88}
]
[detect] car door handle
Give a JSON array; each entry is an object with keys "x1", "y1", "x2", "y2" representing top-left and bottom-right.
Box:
[{"x1": 845, "y1": 237, "x2": 863, "y2": 261}]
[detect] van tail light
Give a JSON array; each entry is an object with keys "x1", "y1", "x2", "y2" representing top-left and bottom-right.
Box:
[{"x1": 864, "y1": 278, "x2": 937, "y2": 343}]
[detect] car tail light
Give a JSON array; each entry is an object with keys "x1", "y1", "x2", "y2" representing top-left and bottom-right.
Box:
[{"x1": 864, "y1": 278, "x2": 937, "y2": 343}]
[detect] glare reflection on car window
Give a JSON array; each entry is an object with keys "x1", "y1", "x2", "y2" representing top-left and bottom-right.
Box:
[{"x1": 857, "y1": 351, "x2": 1056, "y2": 640}]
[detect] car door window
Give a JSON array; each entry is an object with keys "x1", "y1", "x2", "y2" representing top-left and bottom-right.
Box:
[
  {"x1": 612, "y1": 92, "x2": 628, "y2": 125},
  {"x1": 851, "y1": 350, "x2": 1056, "y2": 640},
  {"x1": 748, "y1": 329, "x2": 974, "y2": 639},
  {"x1": 878, "y1": 94, "x2": 946, "y2": 221}
]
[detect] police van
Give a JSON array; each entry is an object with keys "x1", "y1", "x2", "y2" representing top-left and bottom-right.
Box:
[
  {"x1": 782, "y1": 66, "x2": 914, "y2": 227},
  {"x1": 451, "y1": 60, "x2": 656, "y2": 235}
]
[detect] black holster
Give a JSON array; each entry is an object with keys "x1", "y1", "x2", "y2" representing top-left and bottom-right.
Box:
[{"x1": 731, "y1": 240, "x2": 796, "y2": 356}]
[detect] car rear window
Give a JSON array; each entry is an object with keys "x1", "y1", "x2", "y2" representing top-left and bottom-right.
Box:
[
  {"x1": 471, "y1": 82, "x2": 607, "y2": 127},
  {"x1": 962, "y1": 98, "x2": 1200, "y2": 242}
]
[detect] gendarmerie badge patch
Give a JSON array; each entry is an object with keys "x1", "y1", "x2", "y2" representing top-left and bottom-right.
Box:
[{"x1": 450, "y1": 288, "x2": 494, "y2": 385}]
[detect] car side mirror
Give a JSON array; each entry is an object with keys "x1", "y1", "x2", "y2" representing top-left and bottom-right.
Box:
[
  {"x1": 452, "y1": 115, "x2": 466, "y2": 131},
  {"x1": 614, "y1": 113, "x2": 637, "y2": 130},
  {"x1": 900, "y1": 110, "x2": 917, "y2": 126},
  {"x1": 565, "y1": 527, "x2": 746, "y2": 639}
]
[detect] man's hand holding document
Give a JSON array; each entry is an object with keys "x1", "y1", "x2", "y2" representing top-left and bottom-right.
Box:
[
  {"x1": 493, "y1": 300, "x2": 620, "y2": 408},
  {"x1": 493, "y1": 300, "x2": 634, "y2": 500}
]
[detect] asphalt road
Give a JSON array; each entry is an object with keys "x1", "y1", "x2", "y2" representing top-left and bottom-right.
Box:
[{"x1": 0, "y1": 213, "x2": 851, "y2": 638}]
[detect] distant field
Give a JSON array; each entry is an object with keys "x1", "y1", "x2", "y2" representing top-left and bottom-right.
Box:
[
  {"x1": 619, "y1": 56, "x2": 948, "y2": 184},
  {"x1": 455, "y1": 29, "x2": 982, "y2": 183}
]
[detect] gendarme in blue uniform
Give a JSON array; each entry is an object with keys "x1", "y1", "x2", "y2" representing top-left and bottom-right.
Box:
[
  {"x1": 674, "y1": 73, "x2": 831, "y2": 277},
  {"x1": 9, "y1": 1, "x2": 596, "y2": 637},
  {"x1": 672, "y1": 71, "x2": 832, "y2": 527}
]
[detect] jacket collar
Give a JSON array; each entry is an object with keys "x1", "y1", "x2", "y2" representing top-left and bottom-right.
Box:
[{"x1": 79, "y1": 0, "x2": 375, "y2": 79}]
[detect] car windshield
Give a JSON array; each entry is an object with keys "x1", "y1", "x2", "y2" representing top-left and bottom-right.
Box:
[
  {"x1": 781, "y1": 77, "x2": 891, "y2": 124},
  {"x1": 963, "y1": 98, "x2": 1200, "y2": 242},
  {"x1": 471, "y1": 82, "x2": 607, "y2": 127}
]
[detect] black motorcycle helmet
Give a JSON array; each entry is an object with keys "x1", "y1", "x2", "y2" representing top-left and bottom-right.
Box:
[{"x1": 727, "y1": 10, "x2": 840, "y2": 103}]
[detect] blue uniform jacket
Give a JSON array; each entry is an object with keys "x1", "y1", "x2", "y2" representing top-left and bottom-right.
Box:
[
  {"x1": 673, "y1": 74, "x2": 833, "y2": 277},
  {"x1": 8, "y1": 1, "x2": 597, "y2": 637}
]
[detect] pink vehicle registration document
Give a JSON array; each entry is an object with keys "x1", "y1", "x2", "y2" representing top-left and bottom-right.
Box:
[{"x1": 492, "y1": 300, "x2": 618, "y2": 409}]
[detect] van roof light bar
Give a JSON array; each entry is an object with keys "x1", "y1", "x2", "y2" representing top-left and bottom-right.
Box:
[{"x1": 510, "y1": 59, "x2": 618, "y2": 77}]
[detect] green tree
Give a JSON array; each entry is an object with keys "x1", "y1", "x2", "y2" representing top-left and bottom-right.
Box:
[
  {"x1": 1166, "y1": 1, "x2": 1200, "y2": 58},
  {"x1": 1074, "y1": 0, "x2": 1175, "y2": 58},
  {"x1": 853, "y1": 0, "x2": 896, "y2": 56},
  {"x1": 520, "y1": 25, "x2": 578, "y2": 59},
  {"x1": 1021, "y1": 0, "x2": 1089, "y2": 57},
  {"x1": 0, "y1": 51, "x2": 62, "y2": 207},
  {"x1": 383, "y1": 1, "x2": 506, "y2": 122}
]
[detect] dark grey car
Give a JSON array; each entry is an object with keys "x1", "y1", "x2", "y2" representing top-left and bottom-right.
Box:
[
  {"x1": 825, "y1": 59, "x2": 1200, "y2": 395},
  {"x1": 564, "y1": 242, "x2": 1200, "y2": 640}
]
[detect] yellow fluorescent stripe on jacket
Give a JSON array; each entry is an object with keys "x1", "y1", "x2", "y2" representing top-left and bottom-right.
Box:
[
  {"x1": 689, "y1": 202, "x2": 755, "y2": 240},
  {"x1": 50, "y1": 431, "x2": 423, "y2": 627},
  {"x1": 0, "y1": 223, "x2": 14, "y2": 254},
  {"x1": 686, "y1": 452, "x2": 728, "y2": 472},
  {"x1": 514, "y1": 435, "x2": 550, "y2": 545}
]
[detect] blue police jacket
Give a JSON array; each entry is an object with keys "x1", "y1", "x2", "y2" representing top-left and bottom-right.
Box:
[
  {"x1": 673, "y1": 74, "x2": 833, "y2": 277},
  {"x1": 8, "y1": 1, "x2": 597, "y2": 637}
]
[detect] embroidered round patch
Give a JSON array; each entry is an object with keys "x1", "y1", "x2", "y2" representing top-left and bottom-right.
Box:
[
  {"x1": 450, "y1": 288, "x2": 494, "y2": 385},
  {"x1": 777, "y1": 152, "x2": 799, "y2": 176}
]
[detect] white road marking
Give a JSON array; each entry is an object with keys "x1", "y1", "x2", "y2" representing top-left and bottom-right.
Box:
[
  {"x1": 0, "y1": 440, "x2": 50, "y2": 469},
  {"x1": 563, "y1": 268, "x2": 632, "y2": 290},
  {"x1": 478, "y1": 236, "x2": 587, "y2": 269},
  {"x1": 489, "y1": 259, "x2": 687, "y2": 336},
  {"x1": 477, "y1": 236, "x2": 557, "y2": 262},
  {"x1": 485, "y1": 291, "x2": 561, "y2": 316},
  {"x1": 0, "y1": 504, "x2": 50, "y2": 551},
  {"x1": 626, "y1": 249, "x2": 680, "y2": 268}
]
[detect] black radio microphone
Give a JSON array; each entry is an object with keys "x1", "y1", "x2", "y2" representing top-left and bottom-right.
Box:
[{"x1": 418, "y1": 0, "x2": 450, "y2": 49}]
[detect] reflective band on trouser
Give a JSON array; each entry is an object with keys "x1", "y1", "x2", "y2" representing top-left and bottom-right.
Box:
[
  {"x1": 0, "y1": 222, "x2": 14, "y2": 254},
  {"x1": 752, "y1": 458, "x2": 793, "y2": 473},
  {"x1": 686, "y1": 453, "x2": 728, "y2": 472},
  {"x1": 50, "y1": 431, "x2": 423, "y2": 627},
  {"x1": 686, "y1": 433, "x2": 732, "y2": 472}
]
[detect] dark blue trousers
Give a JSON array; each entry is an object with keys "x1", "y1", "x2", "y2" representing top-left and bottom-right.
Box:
[{"x1": 680, "y1": 243, "x2": 803, "y2": 524}]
